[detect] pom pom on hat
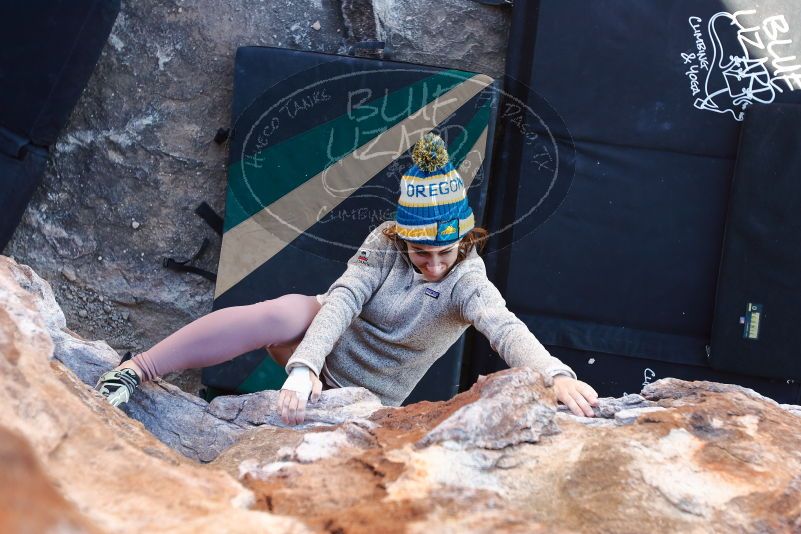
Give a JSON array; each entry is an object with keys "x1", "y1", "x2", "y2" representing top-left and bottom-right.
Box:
[
  {"x1": 411, "y1": 133, "x2": 449, "y2": 172},
  {"x1": 395, "y1": 133, "x2": 475, "y2": 246}
]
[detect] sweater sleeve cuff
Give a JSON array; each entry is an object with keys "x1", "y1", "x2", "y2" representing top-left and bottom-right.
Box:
[
  {"x1": 285, "y1": 359, "x2": 321, "y2": 378},
  {"x1": 547, "y1": 367, "x2": 577, "y2": 380}
]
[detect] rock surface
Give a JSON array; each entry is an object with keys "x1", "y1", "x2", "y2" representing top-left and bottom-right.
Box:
[
  {"x1": 0, "y1": 255, "x2": 306, "y2": 533},
  {"x1": 0, "y1": 426, "x2": 100, "y2": 534},
  {"x1": 373, "y1": 0, "x2": 510, "y2": 74},
  {"x1": 5, "y1": 254, "x2": 385, "y2": 462},
  {"x1": 4, "y1": 0, "x2": 511, "y2": 397},
  {"x1": 3, "y1": 254, "x2": 801, "y2": 533}
]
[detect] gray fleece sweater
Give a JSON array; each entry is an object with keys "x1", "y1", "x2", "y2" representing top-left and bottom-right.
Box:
[{"x1": 286, "y1": 221, "x2": 576, "y2": 406}]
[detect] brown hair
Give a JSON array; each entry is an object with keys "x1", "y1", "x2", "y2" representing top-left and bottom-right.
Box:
[{"x1": 382, "y1": 223, "x2": 489, "y2": 264}]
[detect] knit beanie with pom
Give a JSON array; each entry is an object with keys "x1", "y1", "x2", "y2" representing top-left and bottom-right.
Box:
[{"x1": 395, "y1": 133, "x2": 474, "y2": 245}]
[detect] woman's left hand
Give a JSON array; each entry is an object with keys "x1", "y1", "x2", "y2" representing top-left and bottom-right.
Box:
[{"x1": 552, "y1": 375, "x2": 599, "y2": 417}]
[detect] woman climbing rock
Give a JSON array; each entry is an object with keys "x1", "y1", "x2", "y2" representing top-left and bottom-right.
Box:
[{"x1": 96, "y1": 133, "x2": 598, "y2": 424}]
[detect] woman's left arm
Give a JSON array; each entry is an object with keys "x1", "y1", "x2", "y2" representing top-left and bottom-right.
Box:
[{"x1": 455, "y1": 273, "x2": 598, "y2": 417}]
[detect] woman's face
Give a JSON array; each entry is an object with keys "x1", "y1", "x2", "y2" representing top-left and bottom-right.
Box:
[{"x1": 405, "y1": 240, "x2": 461, "y2": 282}]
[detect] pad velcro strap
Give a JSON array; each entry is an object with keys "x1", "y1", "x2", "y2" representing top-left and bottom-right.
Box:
[
  {"x1": 161, "y1": 201, "x2": 223, "y2": 282},
  {"x1": 162, "y1": 238, "x2": 217, "y2": 282},
  {"x1": 194, "y1": 201, "x2": 224, "y2": 236}
]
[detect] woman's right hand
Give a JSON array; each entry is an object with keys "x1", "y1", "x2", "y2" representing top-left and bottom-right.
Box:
[{"x1": 278, "y1": 368, "x2": 323, "y2": 425}]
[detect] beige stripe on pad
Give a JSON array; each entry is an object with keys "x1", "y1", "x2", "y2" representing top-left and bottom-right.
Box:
[{"x1": 458, "y1": 126, "x2": 488, "y2": 189}]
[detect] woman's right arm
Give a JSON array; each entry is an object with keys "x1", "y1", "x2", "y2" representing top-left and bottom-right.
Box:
[
  {"x1": 278, "y1": 225, "x2": 393, "y2": 425},
  {"x1": 284, "y1": 226, "x2": 392, "y2": 377}
]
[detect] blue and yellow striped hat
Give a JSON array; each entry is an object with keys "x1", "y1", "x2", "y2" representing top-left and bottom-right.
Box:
[{"x1": 395, "y1": 133, "x2": 475, "y2": 245}]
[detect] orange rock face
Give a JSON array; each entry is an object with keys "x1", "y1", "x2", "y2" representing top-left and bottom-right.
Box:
[
  {"x1": 2, "y1": 253, "x2": 801, "y2": 534},
  {"x1": 227, "y1": 372, "x2": 801, "y2": 534},
  {"x1": 0, "y1": 256, "x2": 306, "y2": 533},
  {"x1": 0, "y1": 426, "x2": 100, "y2": 534}
]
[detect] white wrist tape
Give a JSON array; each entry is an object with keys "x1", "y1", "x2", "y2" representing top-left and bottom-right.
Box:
[{"x1": 282, "y1": 366, "x2": 313, "y2": 400}]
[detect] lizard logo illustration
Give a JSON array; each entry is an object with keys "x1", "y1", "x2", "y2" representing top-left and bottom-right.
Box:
[
  {"x1": 695, "y1": 12, "x2": 776, "y2": 121},
  {"x1": 684, "y1": 10, "x2": 800, "y2": 121}
]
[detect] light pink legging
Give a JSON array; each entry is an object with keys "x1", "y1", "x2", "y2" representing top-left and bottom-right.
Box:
[{"x1": 130, "y1": 294, "x2": 321, "y2": 381}]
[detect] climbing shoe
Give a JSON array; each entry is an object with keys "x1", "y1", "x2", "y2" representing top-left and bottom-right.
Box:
[{"x1": 95, "y1": 367, "x2": 141, "y2": 407}]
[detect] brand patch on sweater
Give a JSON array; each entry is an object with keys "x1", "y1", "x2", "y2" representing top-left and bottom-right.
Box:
[
  {"x1": 425, "y1": 288, "x2": 440, "y2": 299},
  {"x1": 357, "y1": 249, "x2": 370, "y2": 264}
]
